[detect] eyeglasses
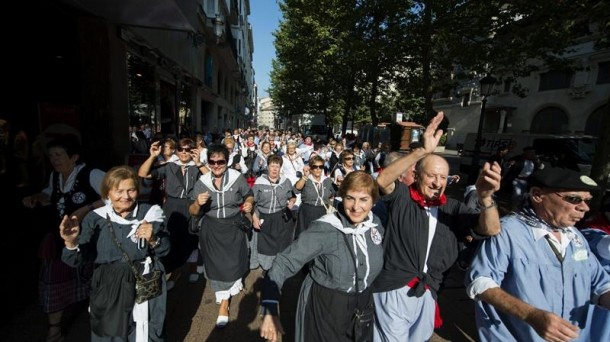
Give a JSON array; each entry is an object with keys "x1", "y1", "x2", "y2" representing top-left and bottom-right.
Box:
[
  {"x1": 310, "y1": 165, "x2": 324, "y2": 170},
  {"x1": 177, "y1": 147, "x2": 191, "y2": 153},
  {"x1": 554, "y1": 192, "x2": 592, "y2": 205},
  {"x1": 208, "y1": 159, "x2": 227, "y2": 166},
  {"x1": 343, "y1": 157, "x2": 354, "y2": 161}
]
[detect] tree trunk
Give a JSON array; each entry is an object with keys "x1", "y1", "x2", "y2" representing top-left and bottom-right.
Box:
[{"x1": 369, "y1": 77, "x2": 379, "y2": 126}]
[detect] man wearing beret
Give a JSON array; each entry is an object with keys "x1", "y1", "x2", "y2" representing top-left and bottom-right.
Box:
[{"x1": 466, "y1": 166, "x2": 610, "y2": 342}]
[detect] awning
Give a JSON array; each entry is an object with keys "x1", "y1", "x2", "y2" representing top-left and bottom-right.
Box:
[{"x1": 60, "y1": 0, "x2": 195, "y2": 32}]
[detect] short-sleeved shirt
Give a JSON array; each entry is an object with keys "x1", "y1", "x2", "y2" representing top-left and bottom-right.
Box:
[{"x1": 191, "y1": 168, "x2": 253, "y2": 218}]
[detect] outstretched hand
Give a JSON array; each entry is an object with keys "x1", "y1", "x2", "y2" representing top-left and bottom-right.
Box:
[
  {"x1": 59, "y1": 215, "x2": 80, "y2": 244},
  {"x1": 260, "y1": 315, "x2": 285, "y2": 342},
  {"x1": 475, "y1": 162, "x2": 502, "y2": 199},
  {"x1": 526, "y1": 309, "x2": 579, "y2": 342}
]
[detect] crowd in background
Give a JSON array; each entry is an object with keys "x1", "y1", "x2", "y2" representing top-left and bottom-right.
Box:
[{"x1": 6, "y1": 117, "x2": 610, "y2": 342}]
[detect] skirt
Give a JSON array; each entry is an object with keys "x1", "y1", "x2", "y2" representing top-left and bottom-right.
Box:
[
  {"x1": 161, "y1": 197, "x2": 199, "y2": 273},
  {"x1": 303, "y1": 281, "x2": 374, "y2": 342},
  {"x1": 257, "y1": 210, "x2": 295, "y2": 255},
  {"x1": 295, "y1": 203, "x2": 326, "y2": 239},
  {"x1": 199, "y1": 215, "x2": 249, "y2": 282}
]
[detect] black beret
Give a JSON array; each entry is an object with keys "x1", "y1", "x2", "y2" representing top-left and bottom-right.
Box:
[{"x1": 530, "y1": 165, "x2": 599, "y2": 192}]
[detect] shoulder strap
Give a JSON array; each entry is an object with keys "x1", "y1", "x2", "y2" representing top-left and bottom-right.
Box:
[{"x1": 105, "y1": 215, "x2": 143, "y2": 280}]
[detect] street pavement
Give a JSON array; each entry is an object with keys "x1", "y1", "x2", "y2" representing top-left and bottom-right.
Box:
[
  {"x1": 0, "y1": 264, "x2": 476, "y2": 342},
  {"x1": 1, "y1": 149, "x2": 486, "y2": 342}
]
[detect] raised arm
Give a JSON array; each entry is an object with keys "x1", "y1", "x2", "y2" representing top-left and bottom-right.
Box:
[
  {"x1": 473, "y1": 161, "x2": 502, "y2": 236},
  {"x1": 138, "y1": 141, "x2": 162, "y2": 179},
  {"x1": 376, "y1": 112, "x2": 445, "y2": 194}
]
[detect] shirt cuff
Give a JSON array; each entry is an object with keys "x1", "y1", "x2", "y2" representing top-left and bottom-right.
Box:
[
  {"x1": 260, "y1": 300, "x2": 279, "y2": 316},
  {"x1": 65, "y1": 244, "x2": 80, "y2": 251},
  {"x1": 466, "y1": 276, "x2": 500, "y2": 300}
]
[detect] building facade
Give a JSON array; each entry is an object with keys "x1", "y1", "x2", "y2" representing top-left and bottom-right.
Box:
[
  {"x1": 3, "y1": 0, "x2": 256, "y2": 174},
  {"x1": 257, "y1": 97, "x2": 276, "y2": 129},
  {"x1": 435, "y1": 40, "x2": 610, "y2": 150}
]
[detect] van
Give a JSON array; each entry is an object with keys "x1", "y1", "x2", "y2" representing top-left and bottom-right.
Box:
[{"x1": 459, "y1": 132, "x2": 597, "y2": 174}]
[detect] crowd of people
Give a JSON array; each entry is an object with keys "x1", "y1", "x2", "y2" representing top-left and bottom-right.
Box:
[{"x1": 17, "y1": 112, "x2": 610, "y2": 342}]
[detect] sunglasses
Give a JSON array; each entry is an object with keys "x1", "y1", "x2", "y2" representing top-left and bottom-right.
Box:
[
  {"x1": 343, "y1": 157, "x2": 354, "y2": 161},
  {"x1": 177, "y1": 147, "x2": 192, "y2": 152},
  {"x1": 310, "y1": 165, "x2": 324, "y2": 170},
  {"x1": 554, "y1": 192, "x2": 592, "y2": 205},
  {"x1": 208, "y1": 159, "x2": 227, "y2": 166}
]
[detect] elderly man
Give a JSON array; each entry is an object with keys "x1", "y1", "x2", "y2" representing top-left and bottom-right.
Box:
[
  {"x1": 466, "y1": 166, "x2": 610, "y2": 342},
  {"x1": 373, "y1": 112, "x2": 502, "y2": 341}
]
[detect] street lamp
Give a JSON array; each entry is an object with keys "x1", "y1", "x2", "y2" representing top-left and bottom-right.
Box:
[
  {"x1": 469, "y1": 74, "x2": 497, "y2": 183},
  {"x1": 214, "y1": 14, "x2": 224, "y2": 44}
]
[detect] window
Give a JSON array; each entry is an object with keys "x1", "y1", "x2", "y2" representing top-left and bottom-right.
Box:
[
  {"x1": 204, "y1": 54, "x2": 213, "y2": 87},
  {"x1": 461, "y1": 88, "x2": 471, "y2": 107},
  {"x1": 539, "y1": 70, "x2": 572, "y2": 91},
  {"x1": 597, "y1": 61, "x2": 610, "y2": 84}
]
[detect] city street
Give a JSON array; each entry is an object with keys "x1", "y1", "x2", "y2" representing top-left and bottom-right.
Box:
[
  {"x1": 0, "y1": 264, "x2": 477, "y2": 342},
  {"x1": 0, "y1": 150, "x2": 484, "y2": 342}
]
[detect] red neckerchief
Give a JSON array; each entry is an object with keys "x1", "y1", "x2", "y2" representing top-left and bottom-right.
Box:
[
  {"x1": 582, "y1": 213, "x2": 610, "y2": 235},
  {"x1": 406, "y1": 277, "x2": 443, "y2": 328},
  {"x1": 409, "y1": 185, "x2": 446, "y2": 208}
]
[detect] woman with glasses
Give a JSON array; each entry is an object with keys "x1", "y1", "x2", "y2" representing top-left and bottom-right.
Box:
[
  {"x1": 189, "y1": 144, "x2": 254, "y2": 328},
  {"x1": 294, "y1": 155, "x2": 336, "y2": 239},
  {"x1": 138, "y1": 138, "x2": 206, "y2": 287},
  {"x1": 148, "y1": 137, "x2": 177, "y2": 206},
  {"x1": 332, "y1": 150, "x2": 359, "y2": 189},
  {"x1": 251, "y1": 154, "x2": 296, "y2": 271}
]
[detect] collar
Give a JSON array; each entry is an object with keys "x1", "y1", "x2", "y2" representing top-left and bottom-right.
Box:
[
  {"x1": 173, "y1": 159, "x2": 195, "y2": 166},
  {"x1": 199, "y1": 168, "x2": 241, "y2": 193},
  {"x1": 409, "y1": 185, "x2": 446, "y2": 208}
]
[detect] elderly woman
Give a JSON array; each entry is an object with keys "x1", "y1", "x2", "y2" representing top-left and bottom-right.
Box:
[
  {"x1": 294, "y1": 155, "x2": 336, "y2": 239},
  {"x1": 22, "y1": 135, "x2": 105, "y2": 342},
  {"x1": 138, "y1": 138, "x2": 205, "y2": 286},
  {"x1": 253, "y1": 141, "x2": 274, "y2": 176},
  {"x1": 332, "y1": 150, "x2": 359, "y2": 190},
  {"x1": 251, "y1": 154, "x2": 297, "y2": 271},
  {"x1": 260, "y1": 171, "x2": 384, "y2": 342},
  {"x1": 189, "y1": 144, "x2": 254, "y2": 328},
  {"x1": 281, "y1": 141, "x2": 305, "y2": 184},
  {"x1": 60, "y1": 165, "x2": 170, "y2": 341}
]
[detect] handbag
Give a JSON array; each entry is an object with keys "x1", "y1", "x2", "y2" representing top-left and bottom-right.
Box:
[
  {"x1": 343, "y1": 233, "x2": 375, "y2": 342},
  {"x1": 106, "y1": 217, "x2": 162, "y2": 304},
  {"x1": 189, "y1": 215, "x2": 204, "y2": 235}
]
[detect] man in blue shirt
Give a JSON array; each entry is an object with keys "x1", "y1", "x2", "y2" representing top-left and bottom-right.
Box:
[{"x1": 466, "y1": 166, "x2": 610, "y2": 341}]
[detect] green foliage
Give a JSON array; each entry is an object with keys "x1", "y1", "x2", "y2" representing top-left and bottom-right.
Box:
[{"x1": 269, "y1": 0, "x2": 610, "y2": 129}]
